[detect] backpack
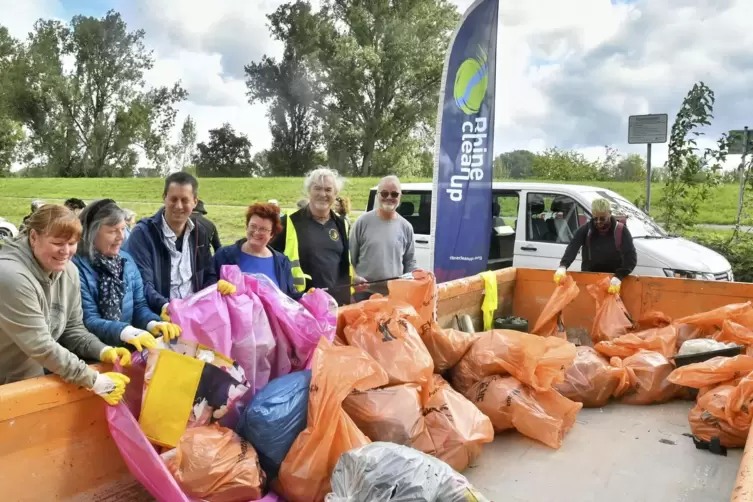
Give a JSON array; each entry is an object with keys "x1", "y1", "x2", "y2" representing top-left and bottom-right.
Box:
[{"x1": 586, "y1": 221, "x2": 623, "y2": 261}]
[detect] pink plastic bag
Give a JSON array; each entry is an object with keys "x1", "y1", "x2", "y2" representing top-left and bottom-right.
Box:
[
  {"x1": 106, "y1": 357, "x2": 285, "y2": 502},
  {"x1": 244, "y1": 272, "x2": 337, "y2": 373},
  {"x1": 168, "y1": 284, "x2": 233, "y2": 358},
  {"x1": 222, "y1": 266, "x2": 277, "y2": 394}
]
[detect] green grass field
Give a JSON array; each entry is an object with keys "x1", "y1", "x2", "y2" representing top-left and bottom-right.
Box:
[{"x1": 0, "y1": 177, "x2": 741, "y2": 244}]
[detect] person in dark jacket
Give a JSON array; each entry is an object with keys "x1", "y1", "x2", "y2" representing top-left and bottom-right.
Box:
[
  {"x1": 213, "y1": 202, "x2": 301, "y2": 300},
  {"x1": 64, "y1": 198, "x2": 87, "y2": 217},
  {"x1": 122, "y1": 172, "x2": 234, "y2": 318},
  {"x1": 555, "y1": 198, "x2": 637, "y2": 295},
  {"x1": 73, "y1": 200, "x2": 182, "y2": 350},
  {"x1": 270, "y1": 168, "x2": 360, "y2": 306},
  {"x1": 192, "y1": 199, "x2": 221, "y2": 253}
]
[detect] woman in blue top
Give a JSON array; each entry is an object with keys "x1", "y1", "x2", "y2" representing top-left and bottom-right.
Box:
[
  {"x1": 213, "y1": 202, "x2": 301, "y2": 299},
  {"x1": 73, "y1": 200, "x2": 182, "y2": 351}
]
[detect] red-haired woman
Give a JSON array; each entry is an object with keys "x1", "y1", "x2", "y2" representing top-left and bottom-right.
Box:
[
  {"x1": 0, "y1": 205, "x2": 131, "y2": 406},
  {"x1": 213, "y1": 203, "x2": 301, "y2": 299}
]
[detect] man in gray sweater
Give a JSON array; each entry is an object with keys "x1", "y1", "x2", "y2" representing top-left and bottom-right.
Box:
[{"x1": 350, "y1": 175, "x2": 418, "y2": 298}]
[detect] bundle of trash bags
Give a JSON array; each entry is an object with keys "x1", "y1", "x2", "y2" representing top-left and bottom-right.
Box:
[
  {"x1": 105, "y1": 264, "x2": 338, "y2": 502},
  {"x1": 668, "y1": 355, "x2": 753, "y2": 447}
]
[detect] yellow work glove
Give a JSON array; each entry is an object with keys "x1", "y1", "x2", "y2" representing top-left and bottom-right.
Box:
[
  {"x1": 91, "y1": 372, "x2": 131, "y2": 406},
  {"x1": 217, "y1": 279, "x2": 237, "y2": 296},
  {"x1": 553, "y1": 267, "x2": 567, "y2": 285},
  {"x1": 119, "y1": 326, "x2": 158, "y2": 352},
  {"x1": 160, "y1": 303, "x2": 171, "y2": 322},
  {"x1": 100, "y1": 346, "x2": 133, "y2": 367},
  {"x1": 148, "y1": 321, "x2": 182, "y2": 342},
  {"x1": 608, "y1": 277, "x2": 622, "y2": 295}
]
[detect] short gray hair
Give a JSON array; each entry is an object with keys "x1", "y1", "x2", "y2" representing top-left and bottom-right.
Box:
[
  {"x1": 303, "y1": 167, "x2": 345, "y2": 195},
  {"x1": 378, "y1": 175, "x2": 401, "y2": 191},
  {"x1": 122, "y1": 208, "x2": 136, "y2": 222},
  {"x1": 78, "y1": 200, "x2": 127, "y2": 260}
]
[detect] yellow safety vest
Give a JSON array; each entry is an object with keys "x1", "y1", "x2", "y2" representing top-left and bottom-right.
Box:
[{"x1": 284, "y1": 210, "x2": 355, "y2": 294}]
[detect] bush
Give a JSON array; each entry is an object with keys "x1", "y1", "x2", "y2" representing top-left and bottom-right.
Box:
[{"x1": 690, "y1": 233, "x2": 753, "y2": 283}]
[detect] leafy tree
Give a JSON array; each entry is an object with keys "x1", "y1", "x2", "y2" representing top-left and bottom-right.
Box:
[
  {"x1": 655, "y1": 82, "x2": 727, "y2": 231},
  {"x1": 194, "y1": 123, "x2": 258, "y2": 177},
  {"x1": 616, "y1": 153, "x2": 646, "y2": 181},
  {"x1": 0, "y1": 27, "x2": 26, "y2": 176},
  {"x1": 245, "y1": 2, "x2": 323, "y2": 176},
  {"x1": 171, "y1": 115, "x2": 197, "y2": 174},
  {"x1": 11, "y1": 11, "x2": 186, "y2": 177},
  {"x1": 495, "y1": 150, "x2": 535, "y2": 179},
  {"x1": 531, "y1": 148, "x2": 598, "y2": 181},
  {"x1": 307, "y1": 0, "x2": 459, "y2": 176}
]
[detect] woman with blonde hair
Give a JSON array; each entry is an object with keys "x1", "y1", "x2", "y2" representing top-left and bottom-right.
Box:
[{"x1": 0, "y1": 205, "x2": 131, "y2": 406}]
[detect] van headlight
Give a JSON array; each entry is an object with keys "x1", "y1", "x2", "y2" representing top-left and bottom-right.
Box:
[{"x1": 663, "y1": 269, "x2": 715, "y2": 281}]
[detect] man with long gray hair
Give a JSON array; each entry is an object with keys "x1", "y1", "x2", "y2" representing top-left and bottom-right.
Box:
[{"x1": 349, "y1": 175, "x2": 417, "y2": 298}]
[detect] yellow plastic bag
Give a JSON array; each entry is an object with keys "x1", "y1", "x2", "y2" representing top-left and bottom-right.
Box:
[
  {"x1": 451, "y1": 330, "x2": 576, "y2": 394},
  {"x1": 423, "y1": 375, "x2": 494, "y2": 472},
  {"x1": 555, "y1": 346, "x2": 626, "y2": 408},
  {"x1": 278, "y1": 339, "x2": 389, "y2": 502},
  {"x1": 468, "y1": 375, "x2": 582, "y2": 449},
  {"x1": 166, "y1": 423, "x2": 266, "y2": 502},
  {"x1": 342, "y1": 384, "x2": 435, "y2": 455},
  {"x1": 531, "y1": 276, "x2": 580, "y2": 339}
]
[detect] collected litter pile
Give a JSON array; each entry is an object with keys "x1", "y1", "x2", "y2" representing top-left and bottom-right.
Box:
[{"x1": 106, "y1": 266, "x2": 753, "y2": 501}]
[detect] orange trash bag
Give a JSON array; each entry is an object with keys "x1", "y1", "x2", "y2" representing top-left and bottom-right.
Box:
[
  {"x1": 387, "y1": 269, "x2": 437, "y2": 324},
  {"x1": 555, "y1": 346, "x2": 626, "y2": 408},
  {"x1": 667, "y1": 355, "x2": 753, "y2": 389},
  {"x1": 636, "y1": 311, "x2": 672, "y2": 330},
  {"x1": 344, "y1": 302, "x2": 434, "y2": 403},
  {"x1": 612, "y1": 351, "x2": 685, "y2": 405},
  {"x1": 714, "y1": 321, "x2": 753, "y2": 355},
  {"x1": 277, "y1": 339, "x2": 389, "y2": 502},
  {"x1": 336, "y1": 296, "x2": 423, "y2": 345},
  {"x1": 450, "y1": 330, "x2": 576, "y2": 395},
  {"x1": 342, "y1": 383, "x2": 435, "y2": 455},
  {"x1": 587, "y1": 277, "x2": 634, "y2": 343},
  {"x1": 594, "y1": 325, "x2": 678, "y2": 359},
  {"x1": 689, "y1": 384, "x2": 749, "y2": 448},
  {"x1": 725, "y1": 373, "x2": 753, "y2": 431},
  {"x1": 419, "y1": 322, "x2": 479, "y2": 373},
  {"x1": 165, "y1": 423, "x2": 266, "y2": 502},
  {"x1": 468, "y1": 375, "x2": 582, "y2": 449},
  {"x1": 423, "y1": 375, "x2": 494, "y2": 472},
  {"x1": 675, "y1": 302, "x2": 753, "y2": 347},
  {"x1": 531, "y1": 275, "x2": 580, "y2": 339}
]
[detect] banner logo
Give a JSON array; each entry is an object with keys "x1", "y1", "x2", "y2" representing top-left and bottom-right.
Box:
[{"x1": 453, "y1": 47, "x2": 489, "y2": 115}]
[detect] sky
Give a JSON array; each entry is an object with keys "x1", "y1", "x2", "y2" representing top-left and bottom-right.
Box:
[{"x1": 2, "y1": 0, "x2": 751, "y2": 170}]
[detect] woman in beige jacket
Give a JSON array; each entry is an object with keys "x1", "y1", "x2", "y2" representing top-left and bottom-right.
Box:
[{"x1": 0, "y1": 204, "x2": 131, "y2": 405}]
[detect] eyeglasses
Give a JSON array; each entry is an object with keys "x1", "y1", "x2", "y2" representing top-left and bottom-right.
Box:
[
  {"x1": 248, "y1": 225, "x2": 272, "y2": 235},
  {"x1": 592, "y1": 216, "x2": 610, "y2": 223},
  {"x1": 380, "y1": 190, "x2": 400, "y2": 199}
]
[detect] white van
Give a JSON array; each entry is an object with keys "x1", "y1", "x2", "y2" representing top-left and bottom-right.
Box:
[{"x1": 366, "y1": 182, "x2": 734, "y2": 281}]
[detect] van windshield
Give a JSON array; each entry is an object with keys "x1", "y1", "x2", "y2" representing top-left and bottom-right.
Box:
[{"x1": 583, "y1": 191, "x2": 668, "y2": 238}]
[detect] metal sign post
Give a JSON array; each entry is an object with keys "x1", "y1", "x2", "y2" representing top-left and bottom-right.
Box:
[
  {"x1": 628, "y1": 114, "x2": 669, "y2": 214},
  {"x1": 730, "y1": 127, "x2": 751, "y2": 226}
]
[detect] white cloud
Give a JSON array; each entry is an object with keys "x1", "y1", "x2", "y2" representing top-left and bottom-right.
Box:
[{"x1": 2, "y1": 0, "x2": 751, "y2": 170}]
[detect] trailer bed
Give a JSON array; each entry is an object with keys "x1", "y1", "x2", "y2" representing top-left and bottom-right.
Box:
[{"x1": 466, "y1": 401, "x2": 740, "y2": 502}]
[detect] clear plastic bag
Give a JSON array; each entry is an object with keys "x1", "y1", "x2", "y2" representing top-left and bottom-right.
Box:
[
  {"x1": 326, "y1": 442, "x2": 489, "y2": 502},
  {"x1": 468, "y1": 375, "x2": 582, "y2": 449}
]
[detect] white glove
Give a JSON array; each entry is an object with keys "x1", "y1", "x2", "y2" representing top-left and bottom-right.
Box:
[
  {"x1": 554, "y1": 267, "x2": 566, "y2": 285},
  {"x1": 119, "y1": 326, "x2": 158, "y2": 352}
]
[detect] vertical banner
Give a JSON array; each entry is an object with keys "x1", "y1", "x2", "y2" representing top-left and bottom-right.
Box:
[{"x1": 430, "y1": 0, "x2": 498, "y2": 283}]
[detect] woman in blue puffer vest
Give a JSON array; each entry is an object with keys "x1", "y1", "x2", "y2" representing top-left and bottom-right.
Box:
[{"x1": 73, "y1": 200, "x2": 182, "y2": 352}]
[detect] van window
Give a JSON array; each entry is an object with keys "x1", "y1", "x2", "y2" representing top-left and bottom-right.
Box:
[
  {"x1": 396, "y1": 191, "x2": 432, "y2": 235},
  {"x1": 526, "y1": 193, "x2": 588, "y2": 244}
]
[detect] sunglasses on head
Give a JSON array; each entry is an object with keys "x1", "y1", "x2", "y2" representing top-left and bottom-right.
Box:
[{"x1": 380, "y1": 190, "x2": 400, "y2": 199}]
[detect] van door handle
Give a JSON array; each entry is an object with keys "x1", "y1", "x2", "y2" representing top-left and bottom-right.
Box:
[
  {"x1": 416, "y1": 239, "x2": 429, "y2": 244},
  {"x1": 521, "y1": 246, "x2": 537, "y2": 251}
]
